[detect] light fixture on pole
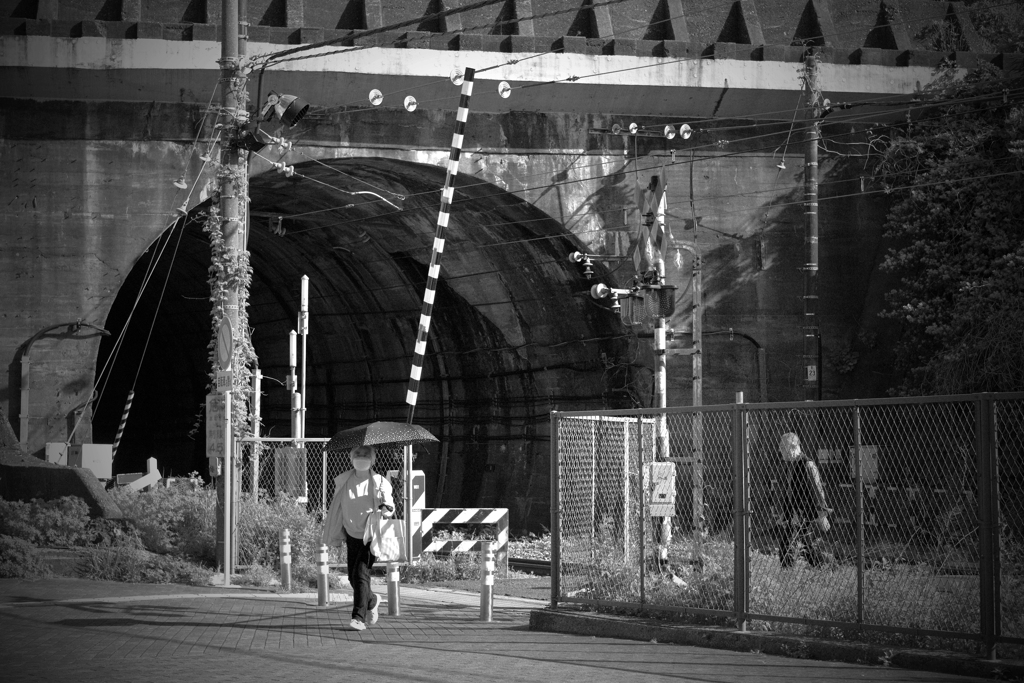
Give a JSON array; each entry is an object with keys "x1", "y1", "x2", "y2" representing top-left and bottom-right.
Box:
[{"x1": 261, "y1": 91, "x2": 310, "y2": 127}]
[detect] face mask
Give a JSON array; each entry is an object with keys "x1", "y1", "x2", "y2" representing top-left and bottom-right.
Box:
[{"x1": 352, "y1": 457, "x2": 372, "y2": 472}]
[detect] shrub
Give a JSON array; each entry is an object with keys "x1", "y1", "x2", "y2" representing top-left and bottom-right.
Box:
[
  {"x1": 107, "y1": 474, "x2": 217, "y2": 561},
  {"x1": 0, "y1": 535, "x2": 51, "y2": 578},
  {"x1": 0, "y1": 497, "x2": 92, "y2": 547},
  {"x1": 78, "y1": 528, "x2": 212, "y2": 586}
]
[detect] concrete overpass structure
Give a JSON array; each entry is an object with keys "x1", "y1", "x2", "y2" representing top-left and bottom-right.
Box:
[{"x1": 0, "y1": 0, "x2": 1009, "y2": 529}]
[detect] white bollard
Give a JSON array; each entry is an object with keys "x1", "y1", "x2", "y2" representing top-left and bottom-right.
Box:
[
  {"x1": 317, "y1": 544, "x2": 330, "y2": 606},
  {"x1": 480, "y1": 541, "x2": 494, "y2": 622},
  {"x1": 279, "y1": 529, "x2": 292, "y2": 591},
  {"x1": 387, "y1": 562, "x2": 401, "y2": 616}
]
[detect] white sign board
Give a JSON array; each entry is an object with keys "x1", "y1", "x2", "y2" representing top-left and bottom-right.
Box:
[
  {"x1": 216, "y1": 370, "x2": 233, "y2": 393},
  {"x1": 206, "y1": 393, "x2": 226, "y2": 463}
]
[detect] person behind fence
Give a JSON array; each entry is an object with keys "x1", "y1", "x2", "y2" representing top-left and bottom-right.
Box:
[
  {"x1": 774, "y1": 432, "x2": 833, "y2": 568},
  {"x1": 321, "y1": 445, "x2": 395, "y2": 631}
]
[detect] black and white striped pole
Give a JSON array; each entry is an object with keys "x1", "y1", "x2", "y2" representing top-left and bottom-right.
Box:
[
  {"x1": 111, "y1": 389, "x2": 133, "y2": 459},
  {"x1": 403, "y1": 67, "x2": 476, "y2": 566}
]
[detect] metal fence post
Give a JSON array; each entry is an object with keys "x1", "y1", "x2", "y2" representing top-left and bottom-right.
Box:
[
  {"x1": 977, "y1": 395, "x2": 997, "y2": 661},
  {"x1": 638, "y1": 414, "x2": 645, "y2": 607},
  {"x1": 854, "y1": 404, "x2": 864, "y2": 626},
  {"x1": 732, "y1": 392, "x2": 749, "y2": 631},
  {"x1": 550, "y1": 411, "x2": 560, "y2": 609}
]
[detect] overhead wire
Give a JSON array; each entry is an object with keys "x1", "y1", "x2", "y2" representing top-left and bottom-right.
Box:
[
  {"x1": 269, "y1": 81, "x2": 1024, "y2": 230},
  {"x1": 269, "y1": 85, "x2": 1024, "y2": 248}
]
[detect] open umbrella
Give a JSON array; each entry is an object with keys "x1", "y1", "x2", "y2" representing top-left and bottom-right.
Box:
[{"x1": 326, "y1": 421, "x2": 437, "y2": 453}]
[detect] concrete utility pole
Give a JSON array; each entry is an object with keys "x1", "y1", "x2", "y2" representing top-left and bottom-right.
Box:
[
  {"x1": 803, "y1": 54, "x2": 821, "y2": 402},
  {"x1": 215, "y1": 0, "x2": 246, "y2": 579}
]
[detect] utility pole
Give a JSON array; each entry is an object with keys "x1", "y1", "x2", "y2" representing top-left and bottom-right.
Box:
[
  {"x1": 803, "y1": 54, "x2": 821, "y2": 402},
  {"x1": 215, "y1": 0, "x2": 246, "y2": 580}
]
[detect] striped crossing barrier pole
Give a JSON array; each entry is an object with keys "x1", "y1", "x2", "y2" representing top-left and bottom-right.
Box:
[
  {"x1": 401, "y1": 67, "x2": 475, "y2": 567},
  {"x1": 111, "y1": 390, "x2": 134, "y2": 459},
  {"x1": 404, "y1": 67, "x2": 475, "y2": 420}
]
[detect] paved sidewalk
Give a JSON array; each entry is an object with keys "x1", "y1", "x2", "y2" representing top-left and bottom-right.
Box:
[{"x1": 0, "y1": 578, "x2": 992, "y2": 683}]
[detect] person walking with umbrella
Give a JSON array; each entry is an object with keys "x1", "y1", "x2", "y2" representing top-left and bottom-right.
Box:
[{"x1": 322, "y1": 445, "x2": 395, "y2": 631}]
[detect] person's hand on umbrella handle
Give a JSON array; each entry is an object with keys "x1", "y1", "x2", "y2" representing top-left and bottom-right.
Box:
[
  {"x1": 379, "y1": 503, "x2": 395, "y2": 520},
  {"x1": 816, "y1": 511, "x2": 831, "y2": 532}
]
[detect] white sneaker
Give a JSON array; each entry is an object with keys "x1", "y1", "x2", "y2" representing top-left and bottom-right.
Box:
[
  {"x1": 349, "y1": 618, "x2": 366, "y2": 631},
  {"x1": 368, "y1": 592, "x2": 380, "y2": 625}
]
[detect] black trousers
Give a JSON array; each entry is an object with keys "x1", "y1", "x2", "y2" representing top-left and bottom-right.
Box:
[
  {"x1": 344, "y1": 531, "x2": 377, "y2": 621},
  {"x1": 776, "y1": 513, "x2": 827, "y2": 567}
]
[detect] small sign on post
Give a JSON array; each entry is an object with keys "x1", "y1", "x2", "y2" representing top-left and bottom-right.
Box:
[{"x1": 206, "y1": 393, "x2": 225, "y2": 477}]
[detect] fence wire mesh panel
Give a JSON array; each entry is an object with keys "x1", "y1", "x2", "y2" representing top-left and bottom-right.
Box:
[
  {"x1": 745, "y1": 406, "x2": 858, "y2": 626},
  {"x1": 664, "y1": 409, "x2": 734, "y2": 612},
  {"x1": 858, "y1": 401, "x2": 980, "y2": 639},
  {"x1": 994, "y1": 398, "x2": 1024, "y2": 644},
  {"x1": 553, "y1": 394, "x2": 1024, "y2": 653}
]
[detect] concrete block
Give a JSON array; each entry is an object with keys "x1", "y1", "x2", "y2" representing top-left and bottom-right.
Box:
[
  {"x1": 133, "y1": 22, "x2": 165, "y2": 39},
  {"x1": 45, "y1": 442, "x2": 68, "y2": 466},
  {"x1": 898, "y1": 50, "x2": 948, "y2": 68},
  {"x1": 322, "y1": 29, "x2": 354, "y2": 45},
  {"x1": 761, "y1": 44, "x2": 805, "y2": 63},
  {"x1": 19, "y1": 19, "x2": 52, "y2": 35},
  {"x1": 290, "y1": 27, "x2": 323, "y2": 44},
  {"x1": 851, "y1": 47, "x2": 898, "y2": 67},
  {"x1": 0, "y1": 448, "x2": 122, "y2": 520},
  {"x1": 72, "y1": 21, "x2": 105, "y2": 38},
  {"x1": 556, "y1": 36, "x2": 603, "y2": 55},
  {"x1": 162, "y1": 22, "x2": 190, "y2": 41},
  {"x1": 711, "y1": 42, "x2": 754, "y2": 60},
  {"x1": 508, "y1": 35, "x2": 547, "y2": 53},
  {"x1": 248, "y1": 25, "x2": 292, "y2": 43},
  {"x1": 429, "y1": 33, "x2": 459, "y2": 51},
  {"x1": 401, "y1": 31, "x2": 432, "y2": 49},
  {"x1": 457, "y1": 33, "x2": 506, "y2": 53},
  {"x1": 996, "y1": 53, "x2": 1024, "y2": 75},
  {"x1": 660, "y1": 40, "x2": 698, "y2": 59},
  {"x1": 189, "y1": 23, "x2": 219, "y2": 42},
  {"x1": 67, "y1": 444, "x2": 112, "y2": 480},
  {"x1": 353, "y1": 30, "x2": 401, "y2": 47},
  {"x1": 952, "y1": 51, "x2": 979, "y2": 69}
]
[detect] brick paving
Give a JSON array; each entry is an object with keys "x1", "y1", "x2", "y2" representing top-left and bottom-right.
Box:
[{"x1": 0, "y1": 578, "x2": 992, "y2": 683}]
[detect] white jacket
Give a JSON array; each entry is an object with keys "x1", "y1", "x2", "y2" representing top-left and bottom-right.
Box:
[{"x1": 321, "y1": 470, "x2": 395, "y2": 546}]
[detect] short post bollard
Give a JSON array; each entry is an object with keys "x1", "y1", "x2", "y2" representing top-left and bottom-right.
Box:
[
  {"x1": 386, "y1": 562, "x2": 401, "y2": 616},
  {"x1": 480, "y1": 541, "x2": 494, "y2": 622},
  {"x1": 317, "y1": 544, "x2": 330, "y2": 606},
  {"x1": 279, "y1": 529, "x2": 291, "y2": 591}
]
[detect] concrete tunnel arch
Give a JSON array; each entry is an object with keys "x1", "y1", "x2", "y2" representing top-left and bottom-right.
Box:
[{"x1": 92, "y1": 156, "x2": 639, "y2": 531}]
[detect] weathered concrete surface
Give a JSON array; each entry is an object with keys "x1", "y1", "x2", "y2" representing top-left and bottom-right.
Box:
[
  {"x1": 530, "y1": 608, "x2": 1024, "y2": 681},
  {"x1": 0, "y1": 448, "x2": 122, "y2": 519}
]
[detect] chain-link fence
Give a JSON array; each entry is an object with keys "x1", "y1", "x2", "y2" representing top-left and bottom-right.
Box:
[
  {"x1": 552, "y1": 393, "x2": 1024, "y2": 657},
  {"x1": 233, "y1": 438, "x2": 407, "y2": 568}
]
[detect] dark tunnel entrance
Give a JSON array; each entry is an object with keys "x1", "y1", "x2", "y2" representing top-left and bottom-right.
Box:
[{"x1": 93, "y1": 157, "x2": 639, "y2": 531}]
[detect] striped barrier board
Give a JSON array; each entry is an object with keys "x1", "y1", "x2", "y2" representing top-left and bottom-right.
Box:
[{"x1": 416, "y1": 507, "x2": 508, "y2": 577}]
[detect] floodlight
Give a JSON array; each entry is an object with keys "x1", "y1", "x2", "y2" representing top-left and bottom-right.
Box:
[{"x1": 260, "y1": 91, "x2": 309, "y2": 127}]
